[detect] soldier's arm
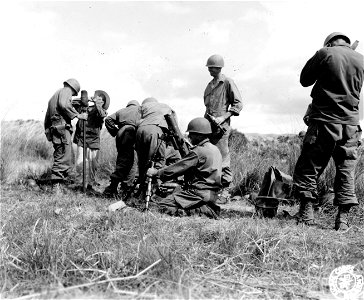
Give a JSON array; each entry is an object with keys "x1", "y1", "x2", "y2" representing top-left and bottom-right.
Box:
[
  {"x1": 151, "y1": 151, "x2": 198, "y2": 182},
  {"x1": 227, "y1": 79, "x2": 243, "y2": 117},
  {"x1": 44, "y1": 107, "x2": 51, "y2": 129},
  {"x1": 213, "y1": 79, "x2": 243, "y2": 124},
  {"x1": 58, "y1": 88, "x2": 79, "y2": 120},
  {"x1": 300, "y1": 50, "x2": 324, "y2": 87},
  {"x1": 94, "y1": 98, "x2": 108, "y2": 118},
  {"x1": 105, "y1": 112, "x2": 119, "y2": 137}
]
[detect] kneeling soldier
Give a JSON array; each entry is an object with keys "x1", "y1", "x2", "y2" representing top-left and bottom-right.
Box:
[{"x1": 146, "y1": 117, "x2": 222, "y2": 219}]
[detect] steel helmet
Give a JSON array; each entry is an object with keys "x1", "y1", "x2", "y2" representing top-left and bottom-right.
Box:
[
  {"x1": 206, "y1": 54, "x2": 224, "y2": 68},
  {"x1": 142, "y1": 97, "x2": 158, "y2": 105},
  {"x1": 63, "y1": 78, "x2": 81, "y2": 95},
  {"x1": 187, "y1": 117, "x2": 212, "y2": 135},
  {"x1": 323, "y1": 32, "x2": 350, "y2": 47},
  {"x1": 94, "y1": 90, "x2": 110, "y2": 110},
  {"x1": 126, "y1": 100, "x2": 140, "y2": 107}
]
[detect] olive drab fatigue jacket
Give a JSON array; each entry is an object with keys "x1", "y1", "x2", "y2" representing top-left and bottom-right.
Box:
[
  {"x1": 44, "y1": 87, "x2": 78, "y2": 144},
  {"x1": 301, "y1": 44, "x2": 364, "y2": 125},
  {"x1": 138, "y1": 101, "x2": 174, "y2": 130},
  {"x1": 203, "y1": 74, "x2": 243, "y2": 130},
  {"x1": 156, "y1": 138, "x2": 222, "y2": 191},
  {"x1": 105, "y1": 102, "x2": 141, "y2": 137}
]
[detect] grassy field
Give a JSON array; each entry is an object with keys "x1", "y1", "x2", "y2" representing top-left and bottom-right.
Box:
[{"x1": 1, "y1": 120, "x2": 364, "y2": 299}]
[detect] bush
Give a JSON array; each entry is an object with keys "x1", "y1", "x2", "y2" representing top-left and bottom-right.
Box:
[{"x1": 1, "y1": 120, "x2": 53, "y2": 183}]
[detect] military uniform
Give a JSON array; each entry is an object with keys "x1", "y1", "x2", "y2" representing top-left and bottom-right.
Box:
[
  {"x1": 44, "y1": 87, "x2": 79, "y2": 181},
  {"x1": 135, "y1": 99, "x2": 175, "y2": 182},
  {"x1": 153, "y1": 138, "x2": 223, "y2": 218},
  {"x1": 294, "y1": 42, "x2": 363, "y2": 210},
  {"x1": 105, "y1": 100, "x2": 141, "y2": 189},
  {"x1": 204, "y1": 73, "x2": 243, "y2": 187}
]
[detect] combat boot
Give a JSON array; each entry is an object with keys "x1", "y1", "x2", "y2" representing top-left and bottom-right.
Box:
[
  {"x1": 103, "y1": 179, "x2": 119, "y2": 197},
  {"x1": 335, "y1": 206, "x2": 351, "y2": 231},
  {"x1": 296, "y1": 199, "x2": 315, "y2": 226}
]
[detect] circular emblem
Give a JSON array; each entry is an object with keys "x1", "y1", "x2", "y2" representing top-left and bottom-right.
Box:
[{"x1": 329, "y1": 265, "x2": 364, "y2": 299}]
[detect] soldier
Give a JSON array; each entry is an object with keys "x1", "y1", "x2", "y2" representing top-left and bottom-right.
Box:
[
  {"x1": 44, "y1": 79, "x2": 88, "y2": 183},
  {"x1": 293, "y1": 32, "x2": 363, "y2": 230},
  {"x1": 103, "y1": 100, "x2": 141, "y2": 197},
  {"x1": 146, "y1": 117, "x2": 222, "y2": 218},
  {"x1": 73, "y1": 90, "x2": 109, "y2": 189},
  {"x1": 203, "y1": 54, "x2": 243, "y2": 203},
  {"x1": 135, "y1": 97, "x2": 175, "y2": 191}
]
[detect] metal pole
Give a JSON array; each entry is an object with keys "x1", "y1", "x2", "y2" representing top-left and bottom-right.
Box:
[
  {"x1": 83, "y1": 119, "x2": 87, "y2": 193},
  {"x1": 145, "y1": 161, "x2": 155, "y2": 211}
]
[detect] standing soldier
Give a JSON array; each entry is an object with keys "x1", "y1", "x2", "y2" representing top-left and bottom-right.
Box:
[
  {"x1": 103, "y1": 100, "x2": 141, "y2": 197},
  {"x1": 135, "y1": 97, "x2": 175, "y2": 191},
  {"x1": 147, "y1": 117, "x2": 222, "y2": 218},
  {"x1": 203, "y1": 54, "x2": 243, "y2": 203},
  {"x1": 293, "y1": 32, "x2": 363, "y2": 230},
  {"x1": 44, "y1": 78, "x2": 88, "y2": 183},
  {"x1": 73, "y1": 90, "x2": 109, "y2": 190}
]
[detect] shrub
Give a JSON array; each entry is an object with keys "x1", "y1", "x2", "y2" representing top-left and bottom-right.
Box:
[{"x1": 1, "y1": 120, "x2": 53, "y2": 183}]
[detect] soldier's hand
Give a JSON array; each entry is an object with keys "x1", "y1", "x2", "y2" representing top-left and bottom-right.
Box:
[
  {"x1": 215, "y1": 116, "x2": 225, "y2": 125},
  {"x1": 146, "y1": 168, "x2": 158, "y2": 178},
  {"x1": 93, "y1": 96, "x2": 104, "y2": 107},
  {"x1": 77, "y1": 112, "x2": 88, "y2": 120}
]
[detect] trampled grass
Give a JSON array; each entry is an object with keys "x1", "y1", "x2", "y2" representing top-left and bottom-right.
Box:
[{"x1": 1, "y1": 120, "x2": 364, "y2": 299}]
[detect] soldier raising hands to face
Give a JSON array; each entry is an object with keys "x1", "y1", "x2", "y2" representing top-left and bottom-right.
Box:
[{"x1": 293, "y1": 32, "x2": 363, "y2": 230}]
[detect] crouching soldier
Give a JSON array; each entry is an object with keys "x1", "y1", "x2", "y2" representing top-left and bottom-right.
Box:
[
  {"x1": 135, "y1": 97, "x2": 176, "y2": 192},
  {"x1": 146, "y1": 117, "x2": 223, "y2": 219},
  {"x1": 73, "y1": 90, "x2": 109, "y2": 189},
  {"x1": 103, "y1": 100, "x2": 141, "y2": 197},
  {"x1": 44, "y1": 78, "x2": 88, "y2": 183}
]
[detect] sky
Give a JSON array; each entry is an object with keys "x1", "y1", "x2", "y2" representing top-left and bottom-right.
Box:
[{"x1": 0, "y1": 0, "x2": 363, "y2": 134}]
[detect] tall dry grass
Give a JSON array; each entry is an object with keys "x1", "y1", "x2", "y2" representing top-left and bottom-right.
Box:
[
  {"x1": 1, "y1": 120, "x2": 364, "y2": 298},
  {"x1": 355, "y1": 146, "x2": 364, "y2": 200},
  {"x1": 1, "y1": 120, "x2": 53, "y2": 184},
  {"x1": 1, "y1": 120, "x2": 363, "y2": 200}
]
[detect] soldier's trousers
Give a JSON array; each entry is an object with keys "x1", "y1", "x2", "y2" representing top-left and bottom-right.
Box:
[
  {"x1": 110, "y1": 125, "x2": 138, "y2": 187},
  {"x1": 293, "y1": 121, "x2": 362, "y2": 207},
  {"x1": 51, "y1": 128, "x2": 73, "y2": 180},
  {"x1": 153, "y1": 187, "x2": 221, "y2": 219},
  {"x1": 210, "y1": 127, "x2": 232, "y2": 188},
  {"x1": 136, "y1": 125, "x2": 166, "y2": 183}
]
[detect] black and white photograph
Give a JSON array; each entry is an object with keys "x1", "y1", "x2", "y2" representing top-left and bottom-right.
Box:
[{"x1": 1, "y1": 1, "x2": 363, "y2": 299}]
